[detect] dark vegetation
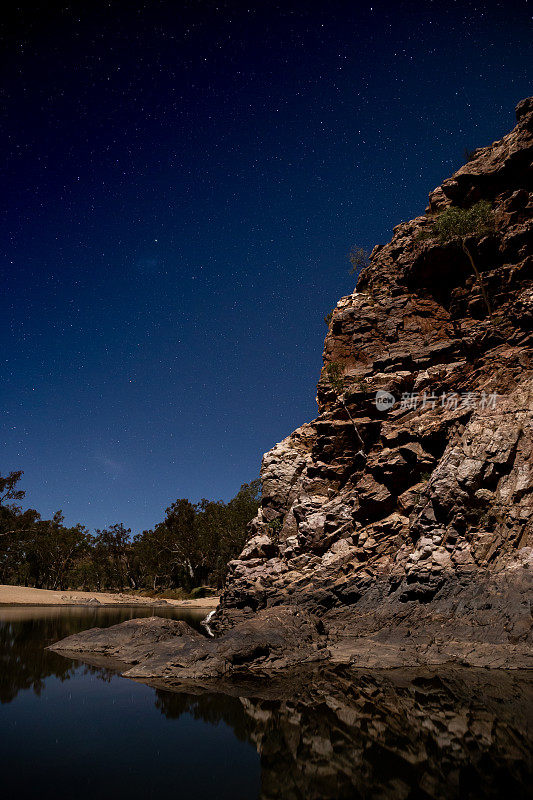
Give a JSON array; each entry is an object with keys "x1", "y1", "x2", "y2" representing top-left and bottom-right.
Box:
[
  {"x1": 0, "y1": 471, "x2": 260, "y2": 593},
  {"x1": 420, "y1": 200, "x2": 494, "y2": 316},
  {"x1": 348, "y1": 246, "x2": 370, "y2": 279}
]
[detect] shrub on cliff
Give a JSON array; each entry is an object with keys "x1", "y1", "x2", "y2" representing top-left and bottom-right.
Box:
[
  {"x1": 432, "y1": 200, "x2": 493, "y2": 242},
  {"x1": 348, "y1": 246, "x2": 370, "y2": 280},
  {"x1": 424, "y1": 200, "x2": 494, "y2": 317}
]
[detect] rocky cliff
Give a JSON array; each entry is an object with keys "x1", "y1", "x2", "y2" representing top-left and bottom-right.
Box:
[
  {"x1": 210, "y1": 97, "x2": 533, "y2": 669},
  {"x1": 50, "y1": 99, "x2": 533, "y2": 676}
]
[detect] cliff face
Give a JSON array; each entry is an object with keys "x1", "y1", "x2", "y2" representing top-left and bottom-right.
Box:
[
  {"x1": 214, "y1": 98, "x2": 533, "y2": 668},
  {"x1": 50, "y1": 101, "x2": 533, "y2": 677}
]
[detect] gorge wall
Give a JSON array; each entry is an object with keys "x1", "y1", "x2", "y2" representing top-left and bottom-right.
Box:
[
  {"x1": 211, "y1": 97, "x2": 533, "y2": 669},
  {"x1": 51, "y1": 99, "x2": 533, "y2": 676}
]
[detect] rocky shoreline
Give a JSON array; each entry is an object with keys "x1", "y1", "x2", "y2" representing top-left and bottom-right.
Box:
[
  {"x1": 50, "y1": 98, "x2": 533, "y2": 679},
  {"x1": 45, "y1": 624, "x2": 533, "y2": 799}
]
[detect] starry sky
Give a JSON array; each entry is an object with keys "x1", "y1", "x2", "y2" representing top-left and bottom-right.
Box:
[{"x1": 2, "y1": 0, "x2": 532, "y2": 533}]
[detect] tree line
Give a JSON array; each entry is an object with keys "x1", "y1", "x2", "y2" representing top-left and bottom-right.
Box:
[{"x1": 0, "y1": 471, "x2": 260, "y2": 594}]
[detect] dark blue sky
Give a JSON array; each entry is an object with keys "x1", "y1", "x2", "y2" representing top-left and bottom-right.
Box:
[{"x1": 2, "y1": 0, "x2": 531, "y2": 533}]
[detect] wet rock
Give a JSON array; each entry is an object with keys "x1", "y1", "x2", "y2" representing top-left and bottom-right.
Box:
[
  {"x1": 48, "y1": 616, "x2": 201, "y2": 664},
  {"x1": 49, "y1": 606, "x2": 330, "y2": 681}
]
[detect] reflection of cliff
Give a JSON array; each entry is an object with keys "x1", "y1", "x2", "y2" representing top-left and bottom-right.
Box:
[
  {"x1": 154, "y1": 667, "x2": 532, "y2": 800},
  {"x1": 4, "y1": 610, "x2": 531, "y2": 798}
]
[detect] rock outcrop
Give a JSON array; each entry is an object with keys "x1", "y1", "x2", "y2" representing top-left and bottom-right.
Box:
[
  {"x1": 49, "y1": 606, "x2": 329, "y2": 679},
  {"x1": 48, "y1": 616, "x2": 202, "y2": 665},
  {"x1": 50, "y1": 99, "x2": 533, "y2": 676},
  {"x1": 210, "y1": 97, "x2": 533, "y2": 669}
]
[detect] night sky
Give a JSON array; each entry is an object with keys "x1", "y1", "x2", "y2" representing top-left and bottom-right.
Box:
[{"x1": 2, "y1": 1, "x2": 532, "y2": 533}]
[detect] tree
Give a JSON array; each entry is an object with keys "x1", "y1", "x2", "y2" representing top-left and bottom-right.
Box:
[
  {"x1": 0, "y1": 471, "x2": 40, "y2": 585},
  {"x1": 0, "y1": 506, "x2": 42, "y2": 585},
  {"x1": 92, "y1": 523, "x2": 135, "y2": 589},
  {"x1": 348, "y1": 246, "x2": 370, "y2": 280},
  {"x1": 0, "y1": 470, "x2": 25, "y2": 507},
  {"x1": 202, "y1": 480, "x2": 261, "y2": 587},
  {"x1": 131, "y1": 480, "x2": 261, "y2": 591},
  {"x1": 0, "y1": 499, "x2": 88, "y2": 590},
  {"x1": 131, "y1": 528, "x2": 164, "y2": 591},
  {"x1": 0, "y1": 469, "x2": 260, "y2": 592},
  {"x1": 29, "y1": 512, "x2": 88, "y2": 590},
  {"x1": 425, "y1": 200, "x2": 494, "y2": 317},
  {"x1": 148, "y1": 499, "x2": 204, "y2": 590}
]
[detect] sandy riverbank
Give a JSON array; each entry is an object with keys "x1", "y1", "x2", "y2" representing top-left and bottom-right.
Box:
[{"x1": 0, "y1": 584, "x2": 219, "y2": 609}]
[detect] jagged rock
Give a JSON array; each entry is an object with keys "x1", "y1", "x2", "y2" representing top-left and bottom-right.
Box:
[
  {"x1": 209, "y1": 98, "x2": 533, "y2": 669},
  {"x1": 240, "y1": 534, "x2": 279, "y2": 560},
  {"x1": 51, "y1": 99, "x2": 533, "y2": 676}
]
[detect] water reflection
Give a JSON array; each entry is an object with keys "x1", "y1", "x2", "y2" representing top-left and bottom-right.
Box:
[
  {"x1": 150, "y1": 667, "x2": 532, "y2": 800},
  {"x1": 0, "y1": 605, "x2": 204, "y2": 704},
  {"x1": 228, "y1": 667, "x2": 532, "y2": 800},
  {"x1": 1, "y1": 608, "x2": 531, "y2": 800}
]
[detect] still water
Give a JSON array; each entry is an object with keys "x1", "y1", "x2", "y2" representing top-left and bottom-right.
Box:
[{"x1": 0, "y1": 606, "x2": 531, "y2": 800}]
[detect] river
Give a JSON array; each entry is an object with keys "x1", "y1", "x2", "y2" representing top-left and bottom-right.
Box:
[{"x1": 0, "y1": 606, "x2": 530, "y2": 799}]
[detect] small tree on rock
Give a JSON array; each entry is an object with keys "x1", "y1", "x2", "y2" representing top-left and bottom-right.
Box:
[
  {"x1": 348, "y1": 246, "x2": 370, "y2": 282},
  {"x1": 426, "y1": 200, "x2": 494, "y2": 317}
]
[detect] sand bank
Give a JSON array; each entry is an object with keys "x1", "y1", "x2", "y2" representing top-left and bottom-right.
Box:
[{"x1": 0, "y1": 584, "x2": 219, "y2": 609}]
